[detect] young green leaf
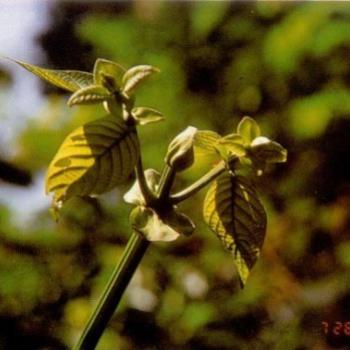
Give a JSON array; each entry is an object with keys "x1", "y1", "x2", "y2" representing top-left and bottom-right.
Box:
[
  {"x1": 122, "y1": 65, "x2": 160, "y2": 95},
  {"x1": 215, "y1": 133, "x2": 246, "y2": 160},
  {"x1": 11, "y1": 59, "x2": 93, "y2": 92},
  {"x1": 131, "y1": 107, "x2": 164, "y2": 125},
  {"x1": 250, "y1": 136, "x2": 287, "y2": 163},
  {"x1": 46, "y1": 115, "x2": 139, "y2": 211},
  {"x1": 194, "y1": 130, "x2": 221, "y2": 154},
  {"x1": 68, "y1": 85, "x2": 111, "y2": 107},
  {"x1": 237, "y1": 116, "x2": 261, "y2": 146},
  {"x1": 203, "y1": 172, "x2": 266, "y2": 286},
  {"x1": 93, "y1": 58, "x2": 126, "y2": 89}
]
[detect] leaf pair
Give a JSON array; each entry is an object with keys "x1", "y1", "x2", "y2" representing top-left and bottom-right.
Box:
[
  {"x1": 194, "y1": 117, "x2": 259, "y2": 161},
  {"x1": 11, "y1": 58, "x2": 160, "y2": 113},
  {"x1": 195, "y1": 117, "x2": 287, "y2": 174},
  {"x1": 68, "y1": 59, "x2": 159, "y2": 108}
]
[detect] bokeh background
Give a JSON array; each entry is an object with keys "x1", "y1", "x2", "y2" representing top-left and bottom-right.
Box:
[{"x1": 0, "y1": 1, "x2": 350, "y2": 349}]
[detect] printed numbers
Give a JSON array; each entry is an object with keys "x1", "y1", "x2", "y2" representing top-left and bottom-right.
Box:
[
  {"x1": 345, "y1": 322, "x2": 350, "y2": 336},
  {"x1": 322, "y1": 321, "x2": 350, "y2": 336}
]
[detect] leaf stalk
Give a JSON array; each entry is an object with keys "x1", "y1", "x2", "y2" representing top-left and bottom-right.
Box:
[{"x1": 170, "y1": 161, "x2": 226, "y2": 204}]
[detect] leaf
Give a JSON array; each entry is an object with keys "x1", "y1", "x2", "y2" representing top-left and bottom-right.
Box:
[
  {"x1": 203, "y1": 172, "x2": 266, "y2": 286},
  {"x1": 215, "y1": 133, "x2": 246, "y2": 160},
  {"x1": 93, "y1": 58, "x2": 126, "y2": 89},
  {"x1": 68, "y1": 85, "x2": 111, "y2": 107},
  {"x1": 130, "y1": 206, "x2": 195, "y2": 242},
  {"x1": 237, "y1": 116, "x2": 261, "y2": 145},
  {"x1": 250, "y1": 137, "x2": 287, "y2": 163},
  {"x1": 12, "y1": 59, "x2": 93, "y2": 92},
  {"x1": 122, "y1": 65, "x2": 160, "y2": 95},
  {"x1": 46, "y1": 115, "x2": 139, "y2": 210},
  {"x1": 194, "y1": 130, "x2": 221, "y2": 154},
  {"x1": 131, "y1": 107, "x2": 164, "y2": 125}
]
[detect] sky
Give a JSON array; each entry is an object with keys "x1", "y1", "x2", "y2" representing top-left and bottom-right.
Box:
[
  {"x1": 0, "y1": 0, "x2": 53, "y2": 148},
  {"x1": 0, "y1": 0, "x2": 53, "y2": 225}
]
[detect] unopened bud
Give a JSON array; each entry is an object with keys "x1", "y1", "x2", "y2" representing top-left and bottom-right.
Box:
[{"x1": 165, "y1": 126, "x2": 197, "y2": 172}]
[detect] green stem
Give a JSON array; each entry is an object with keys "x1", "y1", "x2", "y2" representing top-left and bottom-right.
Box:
[
  {"x1": 74, "y1": 159, "x2": 176, "y2": 349},
  {"x1": 157, "y1": 164, "x2": 175, "y2": 202},
  {"x1": 170, "y1": 161, "x2": 226, "y2": 204},
  {"x1": 135, "y1": 155, "x2": 156, "y2": 205},
  {"x1": 134, "y1": 129, "x2": 157, "y2": 206},
  {"x1": 73, "y1": 231, "x2": 149, "y2": 350}
]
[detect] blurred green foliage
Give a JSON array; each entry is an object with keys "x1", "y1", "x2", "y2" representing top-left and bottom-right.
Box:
[{"x1": 1, "y1": 1, "x2": 350, "y2": 349}]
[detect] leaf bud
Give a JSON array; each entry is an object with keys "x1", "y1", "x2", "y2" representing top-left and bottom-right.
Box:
[{"x1": 165, "y1": 126, "x2": 197, "y2": 172}]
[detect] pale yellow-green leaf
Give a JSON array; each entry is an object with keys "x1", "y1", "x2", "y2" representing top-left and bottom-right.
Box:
[
  {"x1": 46, "y1": 115, "x2": 139, "y2": 210},
  {"x1": 12, "y1": 59, "x2": 93, "y2": 92},
  {"x1": 194, "y1": 130, "x2": 221, "y2": 154},
  {"x1": 237, "y1": 116, "x2": 261, "y2": 145},
  {"x1": 215, "y1": 133, "x2": 246, "y2": 160},
  {"x1": 68, "y1": 84, "x2": 111, "y2": 107},
  {"x1": 93, "y1": 58, "x2": 126, "y2": 89},
  {"x1": 203, "y1": 172, "x2": 266, "y2": 286},
  {"x1": 122, "y1": 65, "x2": 160, "y2": 95},
  {"x1": 131, "y1": 107, "x2": 164, "y2": 125}
]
